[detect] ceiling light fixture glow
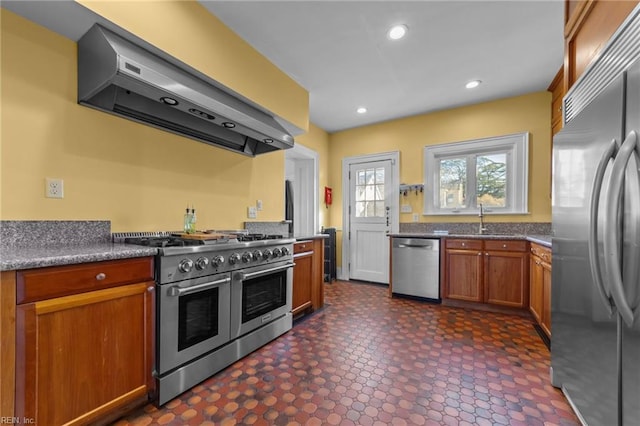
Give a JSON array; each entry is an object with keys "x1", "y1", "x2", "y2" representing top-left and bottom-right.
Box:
[
  {"x1": 465, "y1": 80, "x2": 482, "y2": 89},
  {"x1": 357, "y1": 107, "x2": 367, "y2": 114},
  {"x1": 387, "y1": 24, "x2": 408, "y2": 40}
]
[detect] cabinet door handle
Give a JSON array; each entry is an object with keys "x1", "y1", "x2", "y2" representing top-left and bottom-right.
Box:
[
  {"x1": 477, "y1": 252, "x2": 482, "y2": 256},
  {"x1": 96, "y1": 273, "x2": 106, "y2": 281},
  {"x1": 502, "y1": 244, "x2": 507, "y2": 248},
  {"x1": 147, "y1": 286, "x2": 155, "y2": 292},
  {"x1": 485, "y1": 253, "x2": 489, "y2": 256}
]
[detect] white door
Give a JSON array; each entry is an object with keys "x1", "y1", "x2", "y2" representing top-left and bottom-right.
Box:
[{"x1": 348, "y1": 159, "x2": 394, "y2": 283}]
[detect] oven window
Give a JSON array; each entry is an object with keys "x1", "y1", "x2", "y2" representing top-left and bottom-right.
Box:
[
  {"x1": 242, "y1": 270, "x2": 287, "y2": 323},
  {"x1": 178, "y1": 287, "x2": 219, "y2": 351}
]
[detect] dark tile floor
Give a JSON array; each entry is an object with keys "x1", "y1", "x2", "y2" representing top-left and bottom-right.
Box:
[{"x1": 114, "y1": 281, "x2": 580, "y2": 426}]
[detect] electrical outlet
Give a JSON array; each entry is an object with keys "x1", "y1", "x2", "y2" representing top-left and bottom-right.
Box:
[
  {"x1": 256, "y1": 199, "x2": 263, "y2": 211},
  {"x1": 247, "y1": 206, "x2": 257, "y2": 219},
  {"x1": 412, "y1": 213, "x2": 419, "y2": 222},
  {"x1": 401, "y1": 204, "x2": 412, "y2": 213},
  {"x1": 45, "y1": 178, "x2": 64, "y2": 198}
]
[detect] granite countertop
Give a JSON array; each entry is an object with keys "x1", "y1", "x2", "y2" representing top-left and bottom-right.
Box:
[
  {"x1": 0, "y1": 244, "x2": 158, "y2": 271},
  {"x1": 388, "y1": 233, "x2": 552, "y2": 247}
]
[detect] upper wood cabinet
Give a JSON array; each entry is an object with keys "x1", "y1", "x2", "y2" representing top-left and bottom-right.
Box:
[
  {"x1": 548, "y1": 66, "x2": 565, "y2": 136},
  {"x1": 564, "y1": 0, "x2": 639, "y2": 91}
]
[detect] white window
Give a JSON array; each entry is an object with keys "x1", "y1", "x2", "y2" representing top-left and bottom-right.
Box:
[{"x1": 423, "y1": 132, "x2": 529, "y2": 215}]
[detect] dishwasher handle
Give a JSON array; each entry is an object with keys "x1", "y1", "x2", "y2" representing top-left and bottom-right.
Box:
[{"x1": 392, "y1": 238, "x2": 439, "y2": 250}]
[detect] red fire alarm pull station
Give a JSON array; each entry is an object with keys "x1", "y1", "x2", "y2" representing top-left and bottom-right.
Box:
[{"x1": 324, "y1": 187, "x2": 332, "y2": 207}]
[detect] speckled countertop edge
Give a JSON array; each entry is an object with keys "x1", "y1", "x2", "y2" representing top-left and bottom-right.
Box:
[
  {"x1": 293, "y1": 234, "x2": 329, "y2": 240},
  {"x1": 0, "y1": 244, "x2": 158, "y2": 271},
  {"x1": 388, "y1": 233, "x2": 552, "y2": 247}
]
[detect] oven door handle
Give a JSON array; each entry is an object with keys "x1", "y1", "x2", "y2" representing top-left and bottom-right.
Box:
[
  {"x1": 239, "y1": 263, "x2": 295, "y2": 281},
  {"x1": 168, "y1": 277, "x2": 231, "y2": 297}
]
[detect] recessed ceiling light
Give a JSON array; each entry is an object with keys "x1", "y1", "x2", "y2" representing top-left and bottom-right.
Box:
[
  {"x1": 357, "y1": 107, "x2": 367, "y2": 114},
  {"x1": 387, "y1": 24, "x2": 408, "y2": 40},
  {"x1": 465, "y1": 80, "x2": 482, "y2": 89}
]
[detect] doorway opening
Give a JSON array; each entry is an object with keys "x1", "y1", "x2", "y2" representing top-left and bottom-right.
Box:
[{"x1": 285, "y1": 144, "x2": 319, "y2": 237}]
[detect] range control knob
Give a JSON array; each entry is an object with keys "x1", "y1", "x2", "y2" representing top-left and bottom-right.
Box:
[
  {"x1": 272, "y1": 247, "x2": 282, "y2": 258},
  {"x1": 178, "y1": 259, "x2": 194, "y2": 273},
  {"x1": 253, "y1": 250, "x2": 263, "y2": 261},
  {"x1": 195, "y1": 257, "x2": 209, "y2": 270},
  {"x1": 242, "y1": 252, "x2": 254, "y2": 263},
  {"x1": 229, "y1": 253, "x2": 241, "y2": 265},
  {"x1": 262, "y1": 249, "x2": 273, "y2": 260},
  {"x1": 211, "y1": 255, "x2": 225, "y2": 267},
  {"x1": 281, "y1": 246, "x2": 290, "y2": 256}
]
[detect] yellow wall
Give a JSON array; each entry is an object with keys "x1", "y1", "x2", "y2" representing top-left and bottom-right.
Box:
[
  {"x1": 327, "y1": 91, "x2": 552, "y2": 229},
  {"x1": 0, "y1": 10, "x2": 311, "y2": 232},
  {"x1": 76, "y1": 0, "x2": 308, "y2": 134},
  {"x1": 1, "y1": 6, "x2": 550, "y2": 238}
]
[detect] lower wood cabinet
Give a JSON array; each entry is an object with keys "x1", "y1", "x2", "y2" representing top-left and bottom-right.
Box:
[
  {"x1": 292, "y1": 239, "x2": 325, "y2": 317},
  {"x1": 13, "y1": 257, "x2": 155, "y2": 426},
  {"x1": 444, "y1": 239, "x2": 529, "y2": 308},
  {"x1": 444, "y1": 239, "x2": 483, "y2": 302},
  {"x1": 530, "y1": 243, "x2": 552, "y2": 337},
  {"x1": 292, "y1": 242, "x2": 313, "y2": 315}
]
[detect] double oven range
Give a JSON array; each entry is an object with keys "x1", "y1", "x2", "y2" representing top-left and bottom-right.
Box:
[{"x1": 115, "y1": 232, "x2": 295, "y2": 405}]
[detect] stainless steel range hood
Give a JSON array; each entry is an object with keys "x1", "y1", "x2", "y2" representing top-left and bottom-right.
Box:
[{"x1": 78, "y1": 25, "x2": 294, "y2": 156}]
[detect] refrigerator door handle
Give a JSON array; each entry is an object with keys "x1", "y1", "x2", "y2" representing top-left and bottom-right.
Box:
[
  {"x1": 588, "y1": 138, "x2": 618, "y2": 315},
  {"x1": 604, "y1": 130, "x2": 639, "y2": 327}
]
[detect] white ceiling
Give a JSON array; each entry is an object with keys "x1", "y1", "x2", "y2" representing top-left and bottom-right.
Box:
[
  {"x1": 201, "y1": 1, "x2": 565, "y2": 132},
  {"x1": 2, "y1": 0, "x2": 565, "y2": 134}
]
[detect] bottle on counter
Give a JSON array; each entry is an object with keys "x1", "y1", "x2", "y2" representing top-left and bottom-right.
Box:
[
  {"x1": 184, "y1": 206, "x2": 193, "y2": 234},
  {"x1": 190, "y1": 207, "x2": 197, "y2": 233}
]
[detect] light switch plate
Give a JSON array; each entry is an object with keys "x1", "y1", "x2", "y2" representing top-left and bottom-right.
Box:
[{"x1": 256, "y1": 199, "x2": 263, "y2": 211}]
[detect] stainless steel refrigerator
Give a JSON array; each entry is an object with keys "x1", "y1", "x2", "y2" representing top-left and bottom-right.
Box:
[{"x1": 551, "y1": 7, "x2": 640, "y2": 425}]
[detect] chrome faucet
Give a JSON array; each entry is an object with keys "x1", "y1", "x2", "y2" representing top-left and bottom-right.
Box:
[{"x1": 478, "y1": 203, "x2": 487, "y2": 235}]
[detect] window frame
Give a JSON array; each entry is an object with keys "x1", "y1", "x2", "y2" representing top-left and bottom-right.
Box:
[{"x1": 423, "y1": 132, "x2": 529, "y2": 215}]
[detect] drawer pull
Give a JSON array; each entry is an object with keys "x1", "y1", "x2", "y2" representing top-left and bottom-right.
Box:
[
  {"x1": 96, "y1": 273, "x2": 106, "y2": 281},
  {"x1": 461, "y1": 242, "x2": 466, "y2": 247},
  {"x1": 503, "y1": 244, "x2": 507, "y2": 248}
]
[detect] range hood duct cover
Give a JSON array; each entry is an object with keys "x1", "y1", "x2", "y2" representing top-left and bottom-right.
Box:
[{"x1": 78, "y1": 25, "x2": 294, "y2": 156}]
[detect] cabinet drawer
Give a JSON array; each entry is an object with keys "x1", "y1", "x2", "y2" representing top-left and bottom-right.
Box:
[
  {"x1": 17, "y1": 257, "x2": 154, "y2": 304},
  {"x1": 294, "y1": 241, "x2": 314, "y2": 254},
  {"x1": 484, "y1": 240, "x2": 527, "y2": 252},
  {"x1": 530, "y1": 244, "x2": 552, "y2": 262},
  {"x1": 445, "y1": 239, "x2": 482, "y2": 250}
]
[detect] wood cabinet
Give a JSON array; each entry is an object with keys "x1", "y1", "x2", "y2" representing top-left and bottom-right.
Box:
[
  {"x1": 444, "y1": 239, "x2": 483, "y2": 302},
  {"x1": 484, "y1": 240, "x2": 529, "y2": 308},
  {"x1": 444, "y1": 239, "x2": 528, "y2": 308},
  {"x1": 292, "y1": 241, "x2": 313, "y2": 315},
  {"x1": 548, "y1": 66, "x2": 565, "y2": 136},
  {"x1": 564, "y1": 0, "x2": 639, "y2": 91},
  {"x1": 13, "y1": 257, "x2": 155, "y2": 426},
  {"x1": 292, "y1": 238, "x2": 325, "y2": 317},
  {"x1": 530, "y1": 243, "x2": 552, "y2": 337}
]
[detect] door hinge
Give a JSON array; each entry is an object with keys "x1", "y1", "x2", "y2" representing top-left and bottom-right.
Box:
[{"x1": 349, "y1": 231, "x2": 351, "y2": 240}]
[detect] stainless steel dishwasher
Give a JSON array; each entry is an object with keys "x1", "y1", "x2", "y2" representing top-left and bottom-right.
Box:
[{"x1": 391, "y1": 237, "x2": 440, "y2": 301}]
